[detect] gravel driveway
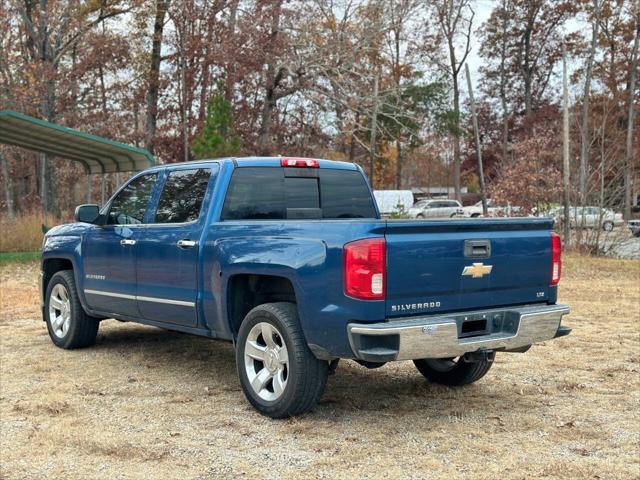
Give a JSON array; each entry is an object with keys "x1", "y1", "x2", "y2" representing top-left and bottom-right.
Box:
[{"x1": 1, "y1": 255, "x2": 639, "y2": 479}]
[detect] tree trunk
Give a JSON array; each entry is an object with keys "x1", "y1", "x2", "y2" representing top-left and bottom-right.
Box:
[
  {"x1": 257, "y1": 93, "x2": 277, "y2": 156},
  {"x1": 562, "y1": 43, "x2": 571, "y2": 244},
  {"x1": 41, "y1": 74, "x2": 56, "y2": 214},
  {"x1": 521, "y1": 7, "x2": 534, "y2": 120},
  {"x1": 368, "y1": 75, "x2": 379, "y2": 186},
  {"x1": 451, "y1": 57, "x2": 461, "y2": 201},
  {"x1": 256, "y1": 0, "x2": 283, "y2": 156},
  {"x1": 465, "y1": 64, "x2": 487, "y2": 216},
  {"x1": 395, "y1": 141, "x2": 402, "y2": 189},
  {"x1": 624, "y1": 19, "x2": 639, "y2": 220},
  {"x1": 499, "y1": 0, "x2": 510, "y2": 163},
  {"x1": 0, "y1": 151, "x2": 15, "y2": 219},
  {"x1": 579, "y1": 0, "x2": 601, "y2": 207},
  {"x1": 145, "y1": 0, "x2": 168, "y2": 155},
  {"x1": 224, "y1": 0, "x2": 239, "y2": 103}
]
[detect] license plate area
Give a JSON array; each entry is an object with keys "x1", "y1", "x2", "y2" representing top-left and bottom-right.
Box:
[{"x1": 456, "y1": 311, "x2": 519, "y2": 339}]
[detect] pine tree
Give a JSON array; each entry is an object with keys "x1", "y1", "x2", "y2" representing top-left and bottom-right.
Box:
[{"x1": 192, "y1": 84, "x2": 241, "y2": 159}]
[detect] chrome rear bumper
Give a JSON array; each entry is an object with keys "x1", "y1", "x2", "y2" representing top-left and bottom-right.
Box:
[{"x1": 347, "y1": 304, "x2": 570, "y2": 362}]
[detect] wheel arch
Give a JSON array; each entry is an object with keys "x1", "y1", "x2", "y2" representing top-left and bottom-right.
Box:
[
  {"x1": 42, "y1": 257, "x2": 75, "y2": 298},
  {"x1": 41, "y1": 254, "x2": 92, "y2": 319},
  {"x1": 226, "y1": 273, "x2": 297, "y2": 340}
]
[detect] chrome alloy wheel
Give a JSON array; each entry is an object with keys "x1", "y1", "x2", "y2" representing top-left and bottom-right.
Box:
[
  {"x1": 243, "y1": 322, "x2": 289, "y2": 401},
  {"x1": 49, "y1": 283, "x2": 71, "y2": 338}
]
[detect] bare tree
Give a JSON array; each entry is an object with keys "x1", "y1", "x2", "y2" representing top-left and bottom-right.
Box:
[
  {"x1": 562, "y1": 41, "x2": 570, "y2": 243},
  {"x1": 17, "y1": 0, "x2": 130, "y2": 212},
  {"x1": 624, "y1": 13, "x2": 639, "y2": 220},
  {"x1": 498, "y1": 0, "x2": 512, "y2": 164},
  {"x1": 578, "y1": 0, "x2": 601, "y2": 206},
  {"x1": 465, "y1": 63, "x2": 487, "y2": 215},
  {"x1": 145, "y1": 0, "x2": 169, "y2": 155},
  {"x1": 431, "y1": 0, "x2": 474, "y2": 201}
]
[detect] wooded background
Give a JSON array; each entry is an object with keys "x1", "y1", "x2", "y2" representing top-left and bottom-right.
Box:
[{"x1": 0, "y1": 0, "x2": 638, "y2": 219}]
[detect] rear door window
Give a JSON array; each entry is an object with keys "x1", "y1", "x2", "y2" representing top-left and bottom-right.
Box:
[{"x1": 154, "y1": 168, "x2": 212, "y2": 223}]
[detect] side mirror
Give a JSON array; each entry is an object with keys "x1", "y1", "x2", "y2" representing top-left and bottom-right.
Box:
[{"x1": 75, "y1": 204, "x2": 100, "y2": 224}]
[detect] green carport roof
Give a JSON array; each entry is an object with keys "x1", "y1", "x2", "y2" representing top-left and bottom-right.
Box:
[{"x1": 0, "y1": 110, "x2": 155, "y2": 174}]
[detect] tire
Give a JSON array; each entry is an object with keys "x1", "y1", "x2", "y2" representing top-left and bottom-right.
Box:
[
  {"x1": 44, "y1": 270, "x2": 100, "y2": 349},
  {"x1": 602, "y1": 221, "x2": 614, "y2": 232},
  {"x1": 471, "y1": 213, "x2": 481, "y2": 218},
  {"x1": 236, "y1": 302, "x2": 329, "y2": 418},
  {"x1": 417, "y1": 214, "x2": 425, "y2": 219},
  {"x1": 413, "y1": 357, "x2": 493, "y2": 386}
]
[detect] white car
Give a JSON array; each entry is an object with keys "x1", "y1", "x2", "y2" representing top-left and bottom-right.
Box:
[
  {"x1": 408, "y1": 199, "x2": 464, "y2": 219},
  {"x1": 463, "y1": 199, "x2": 521, "y2": 218},
  {"x1": 552, "y1": 206, "x2": 624, "y2": 231}
]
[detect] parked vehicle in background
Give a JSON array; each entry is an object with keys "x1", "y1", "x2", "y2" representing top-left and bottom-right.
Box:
[
  {"x1": 373, "y1": 190, "x2": 414, "y2": 216},
  {"x1": 627, "y1": 219, "x2": 640, "y2": 237},
  {"x1": 408, "y1": 199, "x2": 464, "y2": 219},
  {"x1": 462, "y1": 199, "x2": 522, "y2": 218},
  {"x1": 552, "y1": 206, "x2": 624, "y2": 232},
  {"x1": 40, "y1": 157, "x2": 570, "y2": 418}
]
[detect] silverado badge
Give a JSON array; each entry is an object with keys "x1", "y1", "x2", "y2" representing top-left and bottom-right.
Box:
[{"x1": 462, "y1": 263, "x2": 493, "y2": 278}]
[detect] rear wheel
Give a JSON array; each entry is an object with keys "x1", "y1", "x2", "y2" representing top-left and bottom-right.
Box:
[
  {"x1": 45, "y1": 270, "x2": 100, "y2": 349},
  {"x1": 416, "y1": 214, "x2": 425, "y2": 219},
  {"x1": 413, "y1": 357, "x2": 493, "y2": 386},
  {"x1": 236, "y1": 302, "x2": 329, "y2": 418},
  {"x1": 602, "y1": 221, "x2": 614, "y2": 232}
]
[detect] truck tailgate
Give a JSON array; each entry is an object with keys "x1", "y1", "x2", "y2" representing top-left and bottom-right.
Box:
[{"x1": 385, "y1": 218, "x2": 555, "y2": 318}]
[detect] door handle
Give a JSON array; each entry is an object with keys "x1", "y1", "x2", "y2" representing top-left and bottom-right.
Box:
[
  {"x1": 176, "y1": 239, "x2": 197, "y2": 248},
  {"x1": 120, "y1": 239, "x2": 136, "y2": 246}
]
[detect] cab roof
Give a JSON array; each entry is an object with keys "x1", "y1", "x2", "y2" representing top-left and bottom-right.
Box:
[{"x1": 147, "y1": 156, "x2": 359, "y2": 172}]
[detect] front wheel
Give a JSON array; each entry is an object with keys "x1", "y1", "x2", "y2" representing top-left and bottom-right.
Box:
[
  {"x1": 44, "y1": 270, "x2": 100, "y2": 349},
  {"x1": 413, "y1": 356, "x2": 493, "y2": 386},
  {"x1": 602, "y1": 221, "x2": 614, "y2": 232},
  {"x1": 236, "y1": 302, "x2": 329, "y2": 418}
]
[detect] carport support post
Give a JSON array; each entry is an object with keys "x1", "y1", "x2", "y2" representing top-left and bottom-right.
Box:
[
  {"x1": 40, "y1": 152, "x2": 48, "y2": 216},
  {"x1": 87, "y1": 173, "x2": 92, "y2": 203},
  {"x1": 0, "y1": 150, "x2": 15, "y2": 219},
  {"x1": 100, "y1": 174, "x2": 106, "y2": 205}
]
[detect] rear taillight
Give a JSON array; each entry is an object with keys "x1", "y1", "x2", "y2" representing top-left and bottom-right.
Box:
[
  {"x1": 343, "y1": 238, "x2": 386, "y2": 300},
  {"x1": 281, "y1": 157, "x2": 319, "y2": 168},
  {"x1": 551, "y1": 232, "x2": 562, "y2": 285}
]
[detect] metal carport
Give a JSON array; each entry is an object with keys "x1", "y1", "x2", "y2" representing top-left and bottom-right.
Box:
[
  {"x1": 0, "y1": 109, "x2": 156, "y2": 215},
  {"x1": 0, "y1": 110, "x2": 155, "y2": 175}
]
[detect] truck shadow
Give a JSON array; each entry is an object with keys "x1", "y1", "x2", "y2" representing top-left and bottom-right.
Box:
[{"x1": 92, "y1": 321, "x2": 527, "y2": 420}]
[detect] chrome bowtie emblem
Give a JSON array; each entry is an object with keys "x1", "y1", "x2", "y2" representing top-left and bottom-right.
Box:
[{"x1": 462, "y1": 262, "x2": 493, "y2": 278}]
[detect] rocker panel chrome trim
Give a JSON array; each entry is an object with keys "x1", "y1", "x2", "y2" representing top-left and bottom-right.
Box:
[{"x1": 84, "y1": 289, "x2": 195, "y2": 307}]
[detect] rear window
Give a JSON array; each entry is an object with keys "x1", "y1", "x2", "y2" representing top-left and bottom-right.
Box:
[{"x1": 221, "y1": 167, "x2": 376, "y2": 220}]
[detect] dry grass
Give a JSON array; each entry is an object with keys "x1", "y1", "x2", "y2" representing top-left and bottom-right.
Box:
[
  {"x1": 0, "y1": 213, "x2": 66, "y2": 253},
  {"x1": 0, "y1": 254, "x2": 638, "y2": 479}
]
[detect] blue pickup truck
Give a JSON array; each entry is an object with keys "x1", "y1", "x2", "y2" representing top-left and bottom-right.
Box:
[{"x1": 41, "y1": 157, "x2": 570, "y2": 417}]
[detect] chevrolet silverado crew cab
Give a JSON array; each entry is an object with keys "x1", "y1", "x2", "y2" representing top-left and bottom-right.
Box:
[{"x1": 41, "y1": 157, "x2": 570, "y2": 418}]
